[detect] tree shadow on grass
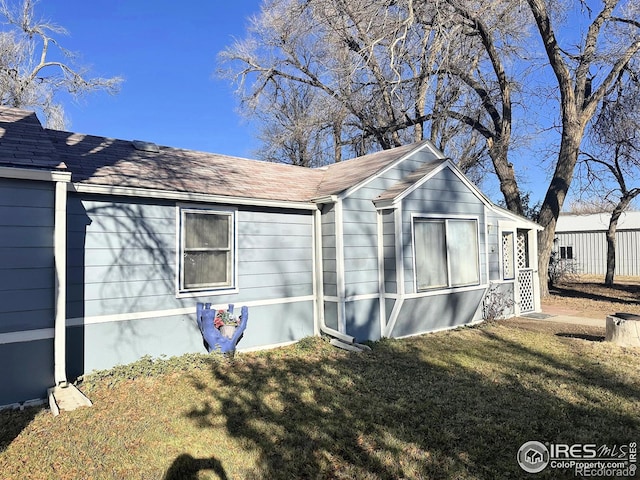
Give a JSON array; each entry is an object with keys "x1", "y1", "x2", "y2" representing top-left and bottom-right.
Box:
[
  {"x1": 550, "y1": 283, "x2": 640, "y2": 306},
  {"x1": 162, "y1": 453, "x2": 228, "y2": 480},
  {"x1": 184, "y1": 331, "x2": 640, "y2": 479},
  {"x1": 0, "y1": 406, "x2": 43, "y2": 454}
]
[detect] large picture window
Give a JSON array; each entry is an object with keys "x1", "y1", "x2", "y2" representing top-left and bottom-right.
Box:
[
  {"x1": 179, "y1": 208, "x2": 235, "y2": 293},
  {"x1": 414, "y1": 218, "x2": 480, "y2": 291}
]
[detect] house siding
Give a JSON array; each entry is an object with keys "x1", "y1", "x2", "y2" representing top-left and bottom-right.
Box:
[
  {"x1": 0, "y1": 339, "x2": 53, "y2": 406},
  {"x1": 0, "y1": 178, "x2": 54, "y2": 334},
  {"x1": 391, "y1": 290, "x2": 485, "y2": 338},
  {"x1": 400, "y1": 167, "x2": 487, "y2": 295},
  {"x1": 0, "y1": 178, "x2": 55, "y2": 406},
  {"x1": 65, "y1": 194, "x2": 315, "y2": 377}
]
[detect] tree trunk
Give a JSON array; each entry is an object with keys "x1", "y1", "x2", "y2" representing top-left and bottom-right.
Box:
[
  {"x1": 605, "y1": 225, "x2": 616, "y2": 286},
  {"x1": 604, "y1": 196, "x2": 633, "y2": 286},
  {"x1": 487, "y1": 137, "x2": 523, "y2": 216},
  {"x1": 537, "y1": 124, "x2": 583, "y2": 297}
]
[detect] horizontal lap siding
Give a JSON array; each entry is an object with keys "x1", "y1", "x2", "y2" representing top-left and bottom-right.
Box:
[
  {"x1": 67, "y1": 195, "x2": 177, "y2": 318},
  {"x1": 401, "y1": 168, "x2": 487, "y2": 294},
  {"x1": 382, "y1": 210, "x2": 396, "y2": 293},
  {"x1": 67, "y1": 196, "x2": 314, "y2": 317},
  {"x1": 486, "y1": 211, "x2": 503, "y2": 281},
  {"x1": 66, "y1": 195, "x2": 315, "y2": 375},
  {"x1": 321, "y1": 204, "x2": 337, "y2": 297},
  {"x1": 0, "y1": 179, "x2": 54, "y2": 334},
  {"x1": 339, "y1": 150, "x2": 441, "y2": 298}
]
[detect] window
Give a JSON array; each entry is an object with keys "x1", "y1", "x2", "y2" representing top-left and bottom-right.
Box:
[
  {"x1": 179, "y1": 208, "x2": 235, "y2": 293},
  {"x1": 414, "y1": 218, "x2": 480, "y2": 291},
  {"x1": 560, "y1": 246, "x2": 573, "y2": 260}
]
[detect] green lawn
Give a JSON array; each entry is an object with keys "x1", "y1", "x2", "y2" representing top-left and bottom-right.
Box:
[{"x1": 1, "y1": 320, "x2": 638, "y2": 479}]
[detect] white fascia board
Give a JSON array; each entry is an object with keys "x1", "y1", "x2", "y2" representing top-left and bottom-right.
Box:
[
  {"x1": 494, "y1": 205, "x2": 543, "y2": 230},
  {"x1": 0, "y1": 166, "x2": 71, "y2": 183},
  {"x1": 69, "y1": 182, "x2": 318, "y2": 211},
  {"x1": 337, "y1": 141, "x2": 440, "y2": 201},
  {"x1": 312, "y1": 195, "x2": 339, "y2": 204}
]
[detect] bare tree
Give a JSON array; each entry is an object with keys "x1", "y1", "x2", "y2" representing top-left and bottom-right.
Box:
[
  {"x1": 0, "y1": 0, "x2": 122, "y2": 128},
  {"x1": 579, "y1": 67, "x2": 640, "y2": 285},
  {"x1": 218, "y1": 0, "x2": 527, "y2": 184},
  {"x1": 220, "y1": 0, "x2": 640, "y2": 296},
  {"x1": 527, "y1": 0, "x2": 640, "y2": 295}
]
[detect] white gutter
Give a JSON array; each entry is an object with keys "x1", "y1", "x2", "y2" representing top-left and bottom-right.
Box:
[{"x1": 0, "y1": 165, "x2": 70, "y2": 182}]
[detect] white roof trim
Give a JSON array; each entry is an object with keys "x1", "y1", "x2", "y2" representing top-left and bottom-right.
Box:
[
  {"x1": 337, "y1": 140, "x2": 441, "y2": 200},
  {"x1": 374, "y1": 160, "x2": 494, "y2": 210},
  {"x1": 69, "y1": 182, "x2": 319, "y2": 211},
  {"x1": 0, "y1": 165, "x2": 71, "y2": 182}
]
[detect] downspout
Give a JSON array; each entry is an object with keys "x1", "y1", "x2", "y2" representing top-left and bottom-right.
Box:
[
  {"x1": 48, "y1": 172, "x2": 92, "y2": 415},
  {"x1": 53, "y1": 179, "x2": 68, "y2": 386}
]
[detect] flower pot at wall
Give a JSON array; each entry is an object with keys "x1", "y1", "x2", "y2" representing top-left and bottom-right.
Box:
[{"x1": 220, "y1": 325, "x2": 237, "y2": 339}]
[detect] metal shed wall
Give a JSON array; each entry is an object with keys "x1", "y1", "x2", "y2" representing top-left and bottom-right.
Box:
[{"x1": 555, "y1": 229, "x2": 640, "y2": 276}]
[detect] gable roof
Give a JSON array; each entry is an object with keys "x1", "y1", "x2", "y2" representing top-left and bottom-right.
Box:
[
  {"x1": 0, "y1": 106, "x2": 431, "y2": 203},
  {"x1": 314, "y1": 142, "x2": 428, "y2": 198},
  {"x1": 373, "y1": 158, "x2": 449, "y2": 205},
  {"x1": 0, "y1": 107, "x2": 66, "y2": 171}
]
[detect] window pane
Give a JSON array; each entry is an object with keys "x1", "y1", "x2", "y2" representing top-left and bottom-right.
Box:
[
  {"x1": 184, "y1": 213, "x2": 230, "y2": 249},
  {"x1": 184, "y1": 251, "x2": 230, "y2": 288},
  {"x1": 415, "y1": 220, "x2": 448, "y2": 290},
  {"x1": 448, "y1": 220, "x2": 479, "y2": 286}
]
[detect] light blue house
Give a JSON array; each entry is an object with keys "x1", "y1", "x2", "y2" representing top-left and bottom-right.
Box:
[{"x1": 0, "y1": 106, "x2": 541, "y2": 408}]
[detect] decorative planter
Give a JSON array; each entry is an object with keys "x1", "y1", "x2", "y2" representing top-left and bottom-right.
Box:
[
  {"x1": 605, "y1": 313, "x2": 640, "y2": 348},
  {"x1": 220, "y1": 325, "x2": 237, "y2": 339}
]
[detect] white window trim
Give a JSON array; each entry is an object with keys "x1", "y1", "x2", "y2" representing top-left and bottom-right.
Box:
[
  {"x1": 175, "y1": 205, "x2": 239, "y2": 298},
  {"x1": 411, "y1": 214, "x2": 481, "y2": 293}
]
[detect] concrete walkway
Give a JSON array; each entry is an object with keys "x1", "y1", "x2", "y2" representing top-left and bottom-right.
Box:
[{"x1": 522, "y1": 305, "x2": 607, "y2": 329}]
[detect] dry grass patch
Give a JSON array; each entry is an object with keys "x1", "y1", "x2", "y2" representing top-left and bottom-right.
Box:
[{"x1": 1, "y1": 323, "x2": 638, "y2": 479}]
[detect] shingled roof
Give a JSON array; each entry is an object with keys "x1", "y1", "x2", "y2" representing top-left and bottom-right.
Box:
[
  {"x1": 0, "y1": 107, "x2": 66, "y2": 170},
  {"x1": 0, "y1": 106, "x2": 430, "y2": 203}
]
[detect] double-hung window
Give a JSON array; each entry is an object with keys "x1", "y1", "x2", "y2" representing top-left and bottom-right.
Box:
[
  {"x1": 179, "y1": 208, "x2": 235, "y2": 293},
  {"x1": 414, "y1": 218, "x2": 480, "y2": 291}
]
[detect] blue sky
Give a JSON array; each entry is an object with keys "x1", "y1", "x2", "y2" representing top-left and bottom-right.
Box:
[
  {"x1": 35, "y1": 0, "x2": 564, "y2": 206},
  {"x1": 39, "y1": 0, "x2": 262, "y2": 158}
]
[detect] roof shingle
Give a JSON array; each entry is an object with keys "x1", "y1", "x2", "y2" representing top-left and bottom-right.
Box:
[{"x1": 0, "y1": 106, "x2": 431, "y2": 203}]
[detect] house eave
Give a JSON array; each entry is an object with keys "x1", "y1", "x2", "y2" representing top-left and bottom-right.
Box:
[
  {"x1": 69, "y1": 182, "x2": 319, "y2": 211},
  {"x1": 0, "y1": 165, "x2": 71, "y2": 183}
]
